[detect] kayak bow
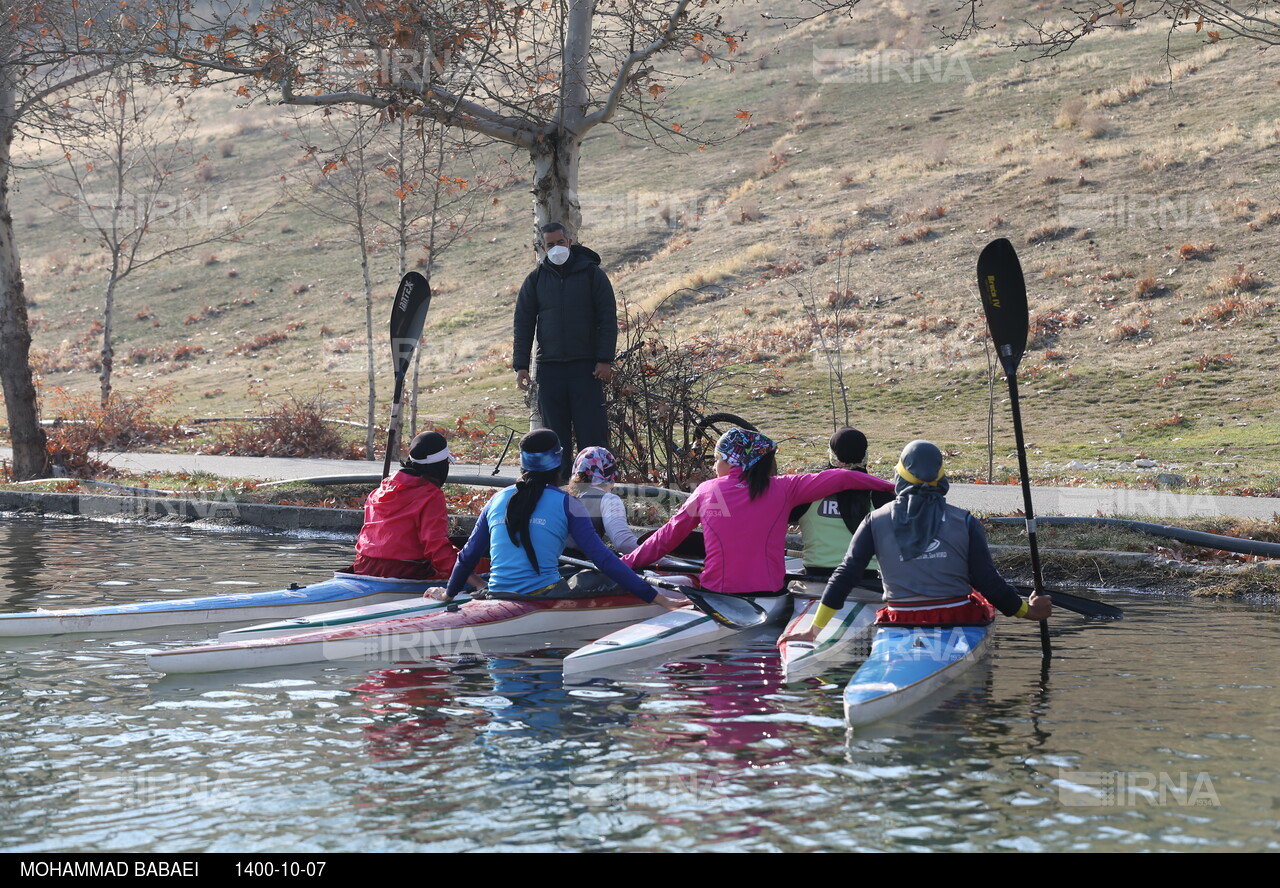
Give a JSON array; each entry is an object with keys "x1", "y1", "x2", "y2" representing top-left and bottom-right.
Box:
[{"x1": 843, "y1": 622, "x2": 994, "y2": 726}]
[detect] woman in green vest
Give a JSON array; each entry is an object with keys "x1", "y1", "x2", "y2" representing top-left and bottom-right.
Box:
[{"x1": 791, "y1": 428, "x2": 894, "y2": 579}]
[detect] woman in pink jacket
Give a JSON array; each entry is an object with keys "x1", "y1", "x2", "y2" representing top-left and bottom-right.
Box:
[{"x1": 622, "y1": 428, "x2": 895, "y2": 595}]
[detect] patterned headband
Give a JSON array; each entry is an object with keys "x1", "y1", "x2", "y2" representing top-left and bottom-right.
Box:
[
  {"x1": 572, "y1": 446, "x2": 617, "y2": 483},
  {"x1": 715, "y1": 427, "x2": 776, "y2": 470}
]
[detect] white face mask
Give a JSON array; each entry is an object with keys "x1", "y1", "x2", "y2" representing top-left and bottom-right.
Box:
[{"x1": 546, "y1": 245, "x2": 570, "y2": 265}]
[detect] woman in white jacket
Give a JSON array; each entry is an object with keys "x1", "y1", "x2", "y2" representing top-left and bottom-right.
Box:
[{"x1": 565, "y1": 446, "x2": 639, "y2": 554}]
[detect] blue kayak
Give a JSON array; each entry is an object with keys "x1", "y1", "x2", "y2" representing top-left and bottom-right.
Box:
[
  {"x1": 843, "y1": 623, "x2": 994, "y2": 726},
  {"x1": 0, "y1": 572, "x2": 431, "y2": 637}
]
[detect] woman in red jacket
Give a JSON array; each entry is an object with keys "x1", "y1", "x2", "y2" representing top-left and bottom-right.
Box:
[{"x1": 351, "y1": 431, "x2": 460, "y2": 581}]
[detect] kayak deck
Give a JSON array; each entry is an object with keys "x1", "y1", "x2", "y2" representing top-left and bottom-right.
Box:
[
  {"x1": 843, "y1": 623, "x2": 994, "y2": 726},
  {"x1": 218, "y1": 594, "x2": 474, "y2": 640},
  {"x1": 147, "y1": 594, "x2": 663, "y2": 674},
  {"x1": 562, "y1": 594, "x2": 791, "y2": 680},
  {"x1": 0, "y1": 572, "x2": 430, "y2": 637}
]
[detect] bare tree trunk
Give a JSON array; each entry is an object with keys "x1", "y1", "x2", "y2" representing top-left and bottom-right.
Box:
[
  {"x1": 0, "y1": 77, "x2": 48, "y2": 480},
  {"x1": 358, "y1": 222, "x2": 376, "y2": 459},
  {"x1": 97, "y1": 243, "x2": 122, "y2": 406},
  {"x1": 530, "y1": 133, "x2": 581, "y2": 234},
  {"x1": 99, "y1": 272, "x2": 118, "y2": 409}
]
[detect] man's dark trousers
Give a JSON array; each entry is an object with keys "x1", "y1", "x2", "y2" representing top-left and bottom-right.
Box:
[{"x1": 537, "y1": 359, "x2": 609, "y2": 479}]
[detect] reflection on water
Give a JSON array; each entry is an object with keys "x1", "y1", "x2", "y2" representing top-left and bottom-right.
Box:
[{"x1": 1, "y1": 515, "x2": 1278, "y2": 852}]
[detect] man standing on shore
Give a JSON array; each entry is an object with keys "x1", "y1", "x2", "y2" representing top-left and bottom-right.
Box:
[{"x1": 513, "y1": 222, "x2": 616, "y2": 479}]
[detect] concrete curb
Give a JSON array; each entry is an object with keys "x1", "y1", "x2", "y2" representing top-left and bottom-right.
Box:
[
  {"x1": 0, "y1": 490, "x2": 486, "y2": 540},
  {"x1": 0, "y1": 490, "x2": 365, "y2": 533}
]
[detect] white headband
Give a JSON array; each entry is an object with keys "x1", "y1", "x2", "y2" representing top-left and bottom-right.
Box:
[{"x1": 406, "y1": 445, "x2": 452, "y2": 465}]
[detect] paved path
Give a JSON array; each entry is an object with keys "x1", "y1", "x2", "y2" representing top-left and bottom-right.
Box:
[{"x1": 4, "y1": 448, "x2": 1279, "y2": 520}]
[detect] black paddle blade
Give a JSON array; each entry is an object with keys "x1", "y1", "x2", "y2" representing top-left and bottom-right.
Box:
[
  {"x1": 680, "y1": 589, "x2": 770, "y2": 630},
  {"x1": 976, "y1": 238, "x2": 1029, "y2": 377},
  {"x1": 1043, "y1": 590, "x2": 1123, "y2": 621},
  {"x1": 390, "y1": 271, "x2": 431, "y2": 383},
  {"x1": 559, "y1": 554, "x2": 771, "y2": 631}
]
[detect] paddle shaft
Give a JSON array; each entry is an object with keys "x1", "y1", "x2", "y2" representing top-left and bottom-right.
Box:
[
  {"x1": 672, "y1": 539, "x2": 1116, "y2": 619},
  {"x1": 381, "y1": 375, "x2": 409, "y2": 479},
  {"x1": 1006, "y1": 362, "x2": 1052, "y2": 654}
]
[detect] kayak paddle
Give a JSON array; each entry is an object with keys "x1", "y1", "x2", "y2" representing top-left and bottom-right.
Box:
[
  {"x1": 670, "y1": 529, "x2": 1119, "y2": 620},
  {"x1": 558, "y1": 556, "x2": 770, "y2": 630},
  {"x1": 1032, "y1": 588, "x2": 1122, "y2": 620},
  {"x1": 978, "y1": 237, "x2": 1051, "y2": 659},
  {"x1": 654, "y1": 580, "x2": 771, "y2": 630},
  {"x1": 383, "y1": 271, "x2": 432, "y2": 478}
]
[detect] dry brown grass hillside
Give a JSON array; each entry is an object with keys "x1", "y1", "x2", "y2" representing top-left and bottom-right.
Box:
[{"x1": 6, "y1": 3, "x2": 1280, "y2": 492}]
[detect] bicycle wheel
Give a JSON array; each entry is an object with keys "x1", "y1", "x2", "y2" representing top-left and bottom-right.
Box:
[
  {"x1": 684, "y1": 413, "x2": 758, "y2": 485},
  {"x1": 694, "y1": 413, "x2": 758, "y2": 438}
]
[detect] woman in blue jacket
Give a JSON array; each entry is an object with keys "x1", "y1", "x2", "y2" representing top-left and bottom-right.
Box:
[{"x1": 432, "y1": 430, "x2": 683, "y2": 608}]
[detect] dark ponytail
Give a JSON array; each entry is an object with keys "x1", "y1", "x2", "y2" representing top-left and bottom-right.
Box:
[{"x1": 742, "y1": 452, "x2": 777, "y2": 501}]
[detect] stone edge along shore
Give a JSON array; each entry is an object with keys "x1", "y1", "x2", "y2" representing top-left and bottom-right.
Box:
[{"x1": 0, "y1": 489, "x2": 478, "y2": 539}]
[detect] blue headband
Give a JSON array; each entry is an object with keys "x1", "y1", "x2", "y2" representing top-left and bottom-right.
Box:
[{"x1": 521, "y1": 446, "x2": 563, "y2": 472}]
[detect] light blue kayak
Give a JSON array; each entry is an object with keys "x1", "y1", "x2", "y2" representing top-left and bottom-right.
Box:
[
  {"x1": 0, "y1": 572, "x2": 431, "y2": 636},
  {"x1": 843, "y1": 623, "x2": 994, "y2": 725}
]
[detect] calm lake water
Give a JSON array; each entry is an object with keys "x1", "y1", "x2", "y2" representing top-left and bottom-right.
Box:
[{"x1": 1, "y1": 514, "x2": 1278, "y2": 852}]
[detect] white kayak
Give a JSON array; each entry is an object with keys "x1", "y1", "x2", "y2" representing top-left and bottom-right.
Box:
[
  {"x1": 778, "y1": 596, "x2": 877, "y2": 681},
  {"x1": 561, "y1": 593, "x2": 791, "y2": 680},
  {"x1": 0, "y1": 572, "x2": 430, "y2": 637},
  {"x1": 217, "y1": 594, "x2": 474, "y2": 640},
  {"x1": 843, "y1": 622, "x2": 995, "y2": 726},
  {"x1": 147, "y1": 593, "x2": 664, "y2": 674}
]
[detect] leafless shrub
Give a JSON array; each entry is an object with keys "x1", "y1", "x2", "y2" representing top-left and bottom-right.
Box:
[
  {"x1": 1055, "y1": 98, "x2": 1085, "y2": 128},
  {"x1": 1027, "y1": 224, "x2": 1073, "y2": 245},
  {"x1": 1029, "y1": 309, "x2": 1089, "y2": 348},
  {"x1": 44, "y1": 387, "x2": 184, "y2": 478},
  {"x1": 203, "y1": 391, "x2": 361, "y2": 459},
  {"x1": 1079, "y1": 113, "x2": 1109, "y2": 139},
  {"x1": 922, "y1": 135, "x2": 950, "y2": 166},
  {"x1": 607, "y1": 297, "x2": 751, "y2": 490},
  {"x1": 1178, "y1": 242, "x2": 1215, "y2": 261}
]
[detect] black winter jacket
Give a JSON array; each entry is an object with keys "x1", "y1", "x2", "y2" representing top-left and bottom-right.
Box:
[{"x1": 512, "y1": 244, "x2": 617, "y2": 370}]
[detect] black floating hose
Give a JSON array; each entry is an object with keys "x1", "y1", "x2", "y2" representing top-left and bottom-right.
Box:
[{"x1": 987, "y1": 516, "x2": 1280, "y2": 558}]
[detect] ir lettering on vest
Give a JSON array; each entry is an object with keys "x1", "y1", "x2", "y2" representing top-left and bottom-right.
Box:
[{"x1": 818, "y1": 499, "x2": 842, "y2": 517}]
